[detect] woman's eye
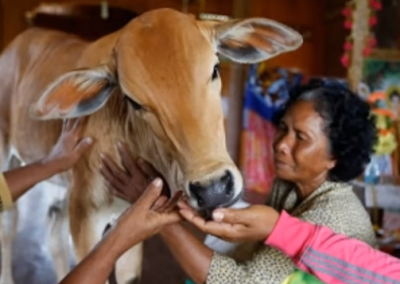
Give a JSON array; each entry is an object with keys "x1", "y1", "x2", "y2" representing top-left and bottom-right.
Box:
[
  {"x1": 278, "y1": 122, "x2": 287, "y2": 131},
  {"x1": 212, "y1": 64, "x2": 220, "y2": 80},
  {"x1": 296, "y1": 133, "x2": 305, "y2": 141}
]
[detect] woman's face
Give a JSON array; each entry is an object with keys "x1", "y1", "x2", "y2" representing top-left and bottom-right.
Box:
[{"x1": 273, "y1": 100, "x2": 336, "y2": 185}]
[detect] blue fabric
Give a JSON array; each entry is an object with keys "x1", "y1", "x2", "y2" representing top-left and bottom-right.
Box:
[
  {"x1": 243, "y1": 64, "x2": 302, "y2": 125},
  {"x1": 242, "y1": 65, "x2": 277, "y2": 127}
]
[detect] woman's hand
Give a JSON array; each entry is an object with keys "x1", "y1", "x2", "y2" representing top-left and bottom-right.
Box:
[
  {"x1": 111, "y1": 178, "x2": 183, "y2": 256},
  {"x1": 43, "y1": 117, "x2": 93, "y2": 172},
  {"x1": 178, "y1": 201, "x2": 280, "y2": 242},
  {"x1": 100, "y1": 143, "x2": 170, "y2": 204}
]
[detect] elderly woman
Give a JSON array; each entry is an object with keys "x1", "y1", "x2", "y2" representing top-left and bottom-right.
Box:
[{"x1": 101, "y1": 79, "x2": 377, "y2": 284}]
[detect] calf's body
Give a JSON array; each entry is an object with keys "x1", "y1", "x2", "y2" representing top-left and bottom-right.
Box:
[
  {"x1": 0, "y1": 8, "x2": 303, "y2": 283},
  {"x1": 0, "y1": 28, "x2": 145, "y2": 283}
]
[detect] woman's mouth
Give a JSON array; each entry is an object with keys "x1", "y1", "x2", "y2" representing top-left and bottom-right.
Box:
[{"x1": 274, "y1": 159, "x2": 292, "y2": 169}]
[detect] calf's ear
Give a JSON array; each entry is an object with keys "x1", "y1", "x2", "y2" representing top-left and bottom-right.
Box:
[
  {"x1": 202, "y1": 17, "x2": 303, "y2": 63},
  {"x1": 30, "y1": 65, "x2": 116, "y2": 120}
]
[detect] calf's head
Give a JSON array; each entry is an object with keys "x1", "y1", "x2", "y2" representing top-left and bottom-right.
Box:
[{"x1": 30, "y1": 9, "x2": 302, "y2": 214}]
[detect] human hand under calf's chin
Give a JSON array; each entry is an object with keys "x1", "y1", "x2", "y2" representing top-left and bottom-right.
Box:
[
  {"x1": 178, "y1": 200, "x2": 280, "y2": 244},
  {"x1": 107, "y1": 178, "x2": 183, "y2": 257},
  {"x1": 99, "y1": 142, "x2": 171, "y2": 204}
]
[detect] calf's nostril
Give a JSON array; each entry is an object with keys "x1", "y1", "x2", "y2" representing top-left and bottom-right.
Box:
[
  {"x1": 220, "y1": 171, "x2": 234, "y2": 195},
  {"x1": 197, "y1": 196, "x2": 204, "y2": 207},
  {"x1": 221, "y1": 171, "x2": 232, "y2": 183},
  {"x1": 189, "y1": 170, "x2": 235, "y2": 209}
]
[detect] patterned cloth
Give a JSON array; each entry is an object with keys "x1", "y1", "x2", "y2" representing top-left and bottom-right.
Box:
[
  {"x1": 187, "y1": 269, "x2": 324, "y2": 284},
  {"x1": 205, "y1": 179, "x2": 377, "y2": 284},
  {"x1": 0, "y1": 173, "x2": 12, "y2": 212},
  {"x1": 240, "y1": 65, "x2": 279, "y2": 197}
]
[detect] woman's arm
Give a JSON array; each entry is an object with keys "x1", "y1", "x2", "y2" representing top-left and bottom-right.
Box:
[
  {"x1": 266, "y1": 210, "x2": 400, "y2": 284},
  {"x1": 180, "y1": 204, "x2": 400, "y2": 284},
  {"x1": 58, "y1": 228, "x2": 121, "y2": 284},
  {"x1": 1, "y1": 118, "x2": 92, "y2": 206},
  {"x1": 161, "y1": 223, "x2": 213, "y2": 284},
  {"x1": 60, "y1": 178, "x2": 182, "y2": 284}
]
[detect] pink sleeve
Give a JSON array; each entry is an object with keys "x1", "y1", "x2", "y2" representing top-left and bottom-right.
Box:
[{"x1": 265, "y1": 210, "x2": 400, "y2": 284}]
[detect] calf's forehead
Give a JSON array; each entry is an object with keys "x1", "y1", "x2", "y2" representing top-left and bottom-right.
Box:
[{"x1": 115, "y1": 10, "x2": 216, "y2": 87}]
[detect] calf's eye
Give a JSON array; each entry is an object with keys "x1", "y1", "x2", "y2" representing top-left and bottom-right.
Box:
[
  {"x1": 212, "y1": 64, "x2": 220, "y2": 80},
  {"x1": 124, "y1": 95, "x2": 142, "y2": 111}
]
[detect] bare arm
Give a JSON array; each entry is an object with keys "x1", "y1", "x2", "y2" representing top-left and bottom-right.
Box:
[
  {"x1": 1, "y1": 118, "x2": 92, "y2": 205},
  {"x1": 161, "y1": 223, "x2": 213, "y2": 284},
  {"x1": 3, "y1": 160, "x2": 66, "y2": 202},
  {"x1": 60, "y1": 178, "x2": 182, "y2": 284},
  {"x1": 58, "y1": 230, "x2": 121, "y2": 284}
]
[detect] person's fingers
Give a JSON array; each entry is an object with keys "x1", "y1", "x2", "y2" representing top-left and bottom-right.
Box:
[
  {"x1": 211, "y1": 208, "x2": 249, "y2": 225},
  {"x1": 109, "y1": 187, "x2": 133, "y2": 203},
  {"x1": 72, "y1": 116, "x2": 88, "y2": 135},
  {"x1": 180, "y1": 209, "x2": 242, "y2": 238},
  {"x1": 161, "y1": 183, "x2": 172, "y2": 199},
  {"x1": 152, "y1": 196, "x2": 168, "y2": 210},
  {"x1": 156, "y1": 191, "x2": 183, "y2": 213},
  {"x1": 179, "y1": 209, "x2": 223, "y2": 234},
  {"x1": 136, "y1": 178, "x2": 163, "y2": 210},
  {"x1": 160, "y1": 211, "x2": 182, "y2": 225},
  {"x1": 177, "y1": 200, "x2": 192, "y2": 210},
  {"x1": 117, "y1": 143, "x2": 138, "y2": 174},
  {"x1": 100, "y1": 163, "x2": 127, "y2": 193},
  {"x1": 137, "y1": 158, "x2": 159, "y2": 177},
  {"x1": 177, "y1": 203, "x2": 198, "y2": 220},
  {"x1": 179, "y1": 208, "x2": 202, "y2": 222},
  {"x1": 164, "y1": 191, "x2": 184, "y2": 212},
  {"x1": 62, "y1": 119, "x2": 68, "y2": 132},
  {"x1": 100, "y1": 154, "x2": 130, "y2": 185},
  {"x1": 73, "y1": 137, "x2": 93, "y2": 156},
  {"x1": 72, "y1": 117, "x2": 81, "y2": 129},
  {"x1": 65, "y1": 118, "x2": 74, "y2": 131}
]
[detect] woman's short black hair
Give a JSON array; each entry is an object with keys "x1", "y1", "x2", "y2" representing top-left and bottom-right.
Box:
[{"x1": 274, "y1": 78, "x2": 377, "y2": 182}]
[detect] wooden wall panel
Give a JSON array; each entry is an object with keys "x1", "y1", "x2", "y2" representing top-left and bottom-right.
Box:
[
  {"x1": 0, "y1": 0, "x2": 3, "y2": 49},
  {"x1": 0, "y1": 0, "x2": 223, "y2": 50},
  {"x1": 1, "y1": 0, "x2": 326, "y2": 79},
  {"x1": 250, "y1": 0, "x2": 326, "y2": 77},
  {"x1": 1, "y1": 0, "x2": 39, "y2": 50},
  {"x1": 323, "y1": 0, "x2": 347, "y2": 78}
]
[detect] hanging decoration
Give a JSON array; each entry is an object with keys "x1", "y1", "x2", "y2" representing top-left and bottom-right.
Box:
[
  {"x1": 341, "y1": 0, "x2": 381, "y2": 69},
  {"x1": 367, "y1": 90, "x2": 398, "y2": 156},
  {"x1": 361, "y1": 59, "x2": 400, "y2": 177}
]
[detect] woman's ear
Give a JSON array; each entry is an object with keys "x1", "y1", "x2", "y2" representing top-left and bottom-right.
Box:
[{"x1": 326, "y1": 158, "x2": 336, "y2": 171}]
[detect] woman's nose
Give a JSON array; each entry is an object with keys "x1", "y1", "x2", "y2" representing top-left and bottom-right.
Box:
[{"x1": 274, "y1": 134, "x2": 290, "y2": 154}]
